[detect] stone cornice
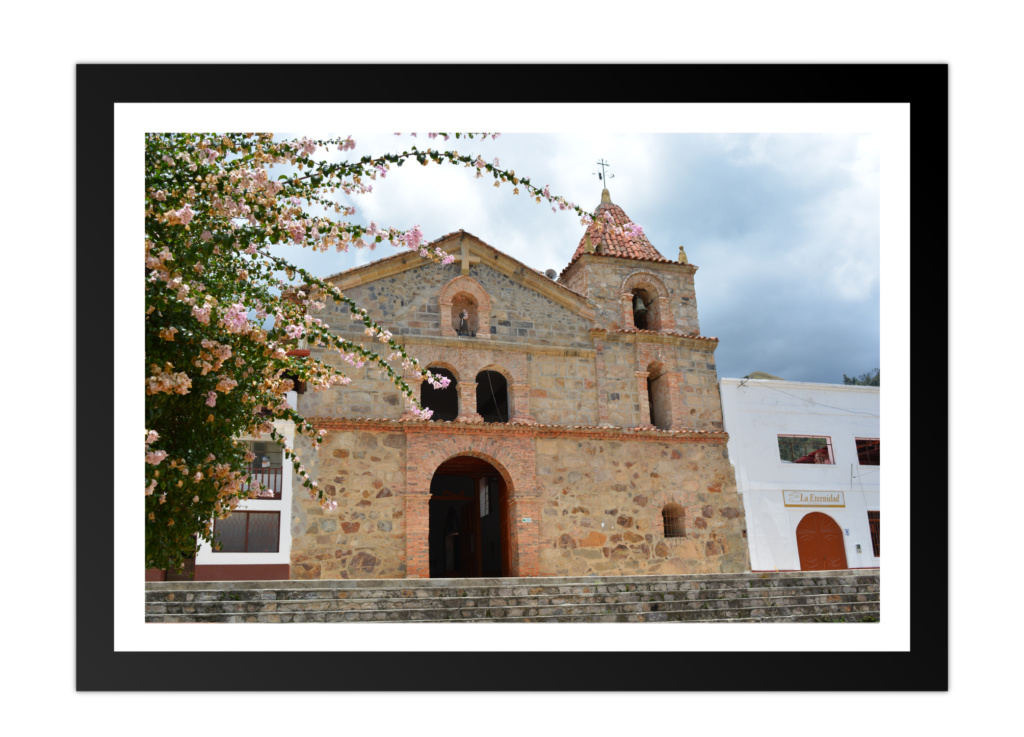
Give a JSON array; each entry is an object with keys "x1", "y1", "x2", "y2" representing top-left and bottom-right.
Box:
[
  {"x1": 602, "y1": 330, "x2": 719, "y2": 351},
  {"x1": 307, "y1": 416, "x2": 729, "y2": 444},
  {"x1": 559, "y1": 253, "x2": 699, "y2": 282},
  {"x1": 397, "y1": 334, "x2": 596, "y2": 358}
]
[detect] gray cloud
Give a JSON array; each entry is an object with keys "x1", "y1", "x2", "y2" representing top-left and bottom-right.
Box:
[{"x1": 269, "y1": 132, "x2": 879, "y2": 385}]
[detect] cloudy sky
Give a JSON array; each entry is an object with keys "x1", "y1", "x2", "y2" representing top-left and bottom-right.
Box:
[{"x1": 270, "y1": 131, "x2": 879, "y2": 384}]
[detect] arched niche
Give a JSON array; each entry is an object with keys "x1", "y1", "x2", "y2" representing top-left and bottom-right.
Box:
[{"x1": 439, "y1": 275, "x2": 491, "y2": 339}]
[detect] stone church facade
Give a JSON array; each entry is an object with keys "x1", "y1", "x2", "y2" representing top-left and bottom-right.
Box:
[{"x1": 290, "y1": 190, "x2": 749, "y2": 580}]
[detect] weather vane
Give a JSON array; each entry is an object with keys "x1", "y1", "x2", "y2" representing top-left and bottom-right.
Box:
[{"x1": 594, "y1": 158, "x2": 614, "y2": 183}]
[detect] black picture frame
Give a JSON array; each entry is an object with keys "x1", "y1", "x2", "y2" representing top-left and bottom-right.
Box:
[{"x1": 78, "y1": 63, "x2": 946, "y2": 691}]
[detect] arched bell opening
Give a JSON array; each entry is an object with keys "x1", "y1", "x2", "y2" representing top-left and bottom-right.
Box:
[
  {"x1": 428, "y1": 455, "x2": 510, "y2": 578},
  {"x1": 421, "y1": 367, "x2": 458, "y2": 422},
  {"x1": 476, "y1": 370, "x2": 510, "y2": 423},
  {"x1": 631, "y1": 287, "x2": 652, "y2": 330}
]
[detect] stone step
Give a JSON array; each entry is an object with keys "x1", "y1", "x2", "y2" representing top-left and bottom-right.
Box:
[
  {"x1": 144, "y1": 571, "x2": 880, "y2": 623},
  {"x1": 145, "y1": 578, "x2": 879, "y2": 603},
  {"x1": 145, "y1": 570, "x2": 877, "y2": 592},
  {"x1": 146, "y1": 594, "x2": 880, "y2": 622},
  {"x1": 145, "y1": 600, "x2": 881, "y2": 624},
  {"x1": 147, "y1": 588, "x2": 878, "y2": 616}
]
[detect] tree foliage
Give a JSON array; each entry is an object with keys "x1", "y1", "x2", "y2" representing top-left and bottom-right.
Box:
[
  {"x1": 842, "y1": 368, "x2": 880, "y2": 386},
  {"x1": 144, "y1": 132, "x2": 628, "y2": 571}
]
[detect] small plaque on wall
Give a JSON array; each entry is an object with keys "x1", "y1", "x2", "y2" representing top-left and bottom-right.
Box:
[{"x1": 783, "y1": 491, "x2": 845, "y2": 507}]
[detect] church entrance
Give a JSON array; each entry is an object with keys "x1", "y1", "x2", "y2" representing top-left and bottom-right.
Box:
[
  {"x1": 796, "y1": 512, "x2": 849, "y2": 571},
  {"x1": 428, "y1": 455, "x2": 509, "y2": 578}
]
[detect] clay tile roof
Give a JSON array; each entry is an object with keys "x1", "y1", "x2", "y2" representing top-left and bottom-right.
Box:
[
  {"x1": 567, "y1": 189, "x2": 667, "y2": 267},
  {"x1": 613, "y1": 328, "x2": 719, "y2": 342}
]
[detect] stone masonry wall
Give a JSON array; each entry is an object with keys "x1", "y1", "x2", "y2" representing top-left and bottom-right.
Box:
[
  {"x1": 319, "y1": 262, "x2": 594, "y2": 347},
  {"x1": 527, "y1": 352, "x2": 599, "y2": 426},
  {"x1": 561, "y1": 258, "x2": 700, "y2": 335},
  {"x1": 289, "y1": 429, "x2": 408, "y2": 579},
  {"x1": 298, "y1": 350, "x2": 406, "y2": 420},
  {"x1": 536, "y1": 437, "x2": 748, "y2": 576},
  {"x1": 601, "y1": 341, "x2": 643, "y2": 428}
]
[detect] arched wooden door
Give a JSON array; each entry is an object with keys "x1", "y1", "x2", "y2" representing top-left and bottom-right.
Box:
[{"x1": 796, "y1": 512, "x2": 848, "y2": 571}]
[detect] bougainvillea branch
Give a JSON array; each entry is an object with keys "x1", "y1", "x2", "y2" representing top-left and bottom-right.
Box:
[{"x1": 144, "y1": 132, "x2": 639, "y2": 571}]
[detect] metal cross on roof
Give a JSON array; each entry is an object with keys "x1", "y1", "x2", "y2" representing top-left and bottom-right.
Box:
[{"x1": 594, "y1": 158, "x2": 614, "y2": 182}]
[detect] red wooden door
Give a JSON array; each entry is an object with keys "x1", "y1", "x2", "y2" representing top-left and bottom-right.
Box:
[{"x1": 796, "y1": 512, "x2": 848, "y2": 571}]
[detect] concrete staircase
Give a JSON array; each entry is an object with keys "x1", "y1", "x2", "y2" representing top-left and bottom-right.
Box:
[{"x1": 145, "y1": 570, "x2": 879, "y2": 623}]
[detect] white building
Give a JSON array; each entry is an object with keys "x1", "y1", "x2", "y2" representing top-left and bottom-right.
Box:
[
  {"x1": 189, "y1": 392, "x2": 298, "y2": 580},
  {"x1": 718, "y1": 378, "x2": 880, "y2": 572}
]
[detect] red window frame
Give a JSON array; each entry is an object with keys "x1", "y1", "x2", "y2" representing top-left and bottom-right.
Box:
[
  {"x1": 213, "y1": 511, "x2": 280, "y2": 553},
  {"x1": 777, "y1": 435, "x2": 835, "y2": 465},
  {"x1": 867, "y1": 511, "x2": 880, "y2": 556}
]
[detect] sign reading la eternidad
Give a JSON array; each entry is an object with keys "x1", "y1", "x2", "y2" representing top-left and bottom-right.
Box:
[{"x1": 783, "y1": 491, "x2": 845, "y2": 507}]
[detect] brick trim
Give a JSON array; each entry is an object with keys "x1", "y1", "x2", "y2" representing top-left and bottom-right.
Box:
[
  {"x1": 439, "y1": 275, "x2": 492, "y2": 339},
  {"x1": 308, "y1": 417, "x2": 730, "y2": 443},
  {"x1": 404, "y1": 433, "x2": 538, "y2": 578}
]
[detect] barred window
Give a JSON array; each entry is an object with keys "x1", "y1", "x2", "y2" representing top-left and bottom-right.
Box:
[
  {"x1": 867, "y1": 511, "x2": 880, "y2": 557},
  {"x1": 214, "y1": 511, "x2": 280, "y2": 553},
  {"x1": 856, "y1": 438, "x2": 880, "y2": 466},
  {"x1": 662, "y1": 504, "x2": 685, "y2": 538}
]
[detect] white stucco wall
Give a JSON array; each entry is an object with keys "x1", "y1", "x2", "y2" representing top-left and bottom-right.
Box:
[{"x1": 719, "y1": 378, "x2": 880, "y2": 571}]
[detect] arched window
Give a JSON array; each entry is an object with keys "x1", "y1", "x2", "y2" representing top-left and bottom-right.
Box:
[
  {"x1": 476, "y1": 370, "x2": 509, "y2": 423},
  {"x1": 646, "y1": 362, "x2": 670, "y2": 430},
  {"x1": 421, "y1": 367, "x2": 458, "y2": 422},
  {"x1": 662, "y1": 504, "x2": 685, "y2": 538}
]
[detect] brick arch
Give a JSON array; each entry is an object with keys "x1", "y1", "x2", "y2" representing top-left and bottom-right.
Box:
[
  {"x1": 620, "y1": 270, "x2": 675, "y2": 331},
  {"x1": 435, "y1": 449, "x2": 517, "y2": 495},
  {"x1": 404, "y1": 431, "x2": 539, "y2": 578},
  {"x1": 621, "y1": 270, "x2": 670, "y2": 298},
  {"x1": 475, "y1": 363, "x2": 514, "y2": 385},
  {"x1": 637, "y1": 343, "x2": 673, "y2": 373},
  {"x1": 645, "y1": 359, "x2": 667, "y2": 379},
  {"x1": 439, "y1": 275, "x2": 492, "y2": 339},
  {"x1": 422, "y1": 360, "x2": 461, "y2": 384},
  {"x1": 406, "y1": 433, "x2": 535, "y2": 496}
]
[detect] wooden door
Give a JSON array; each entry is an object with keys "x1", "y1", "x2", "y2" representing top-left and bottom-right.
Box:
[
  {"x1": 460, "y1": 503, "x2": 479, "y2": 577},
  {"x1": 796, "y1": 512, "x2": 848, "y2": 571}
]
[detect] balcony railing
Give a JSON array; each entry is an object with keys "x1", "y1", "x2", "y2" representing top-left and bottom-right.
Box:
[{"x1": 242, "y1": 466, "x2": 283, "y2": 500}]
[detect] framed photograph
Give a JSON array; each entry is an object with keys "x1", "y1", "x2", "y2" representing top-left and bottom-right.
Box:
[{"x1": 80, "y1": 63, "x2": 945, "y2": 691}]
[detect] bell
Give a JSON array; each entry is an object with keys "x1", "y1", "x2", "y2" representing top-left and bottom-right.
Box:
[{"x1": 633, "y1": 295, "x2": 648, "y2": 314}]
